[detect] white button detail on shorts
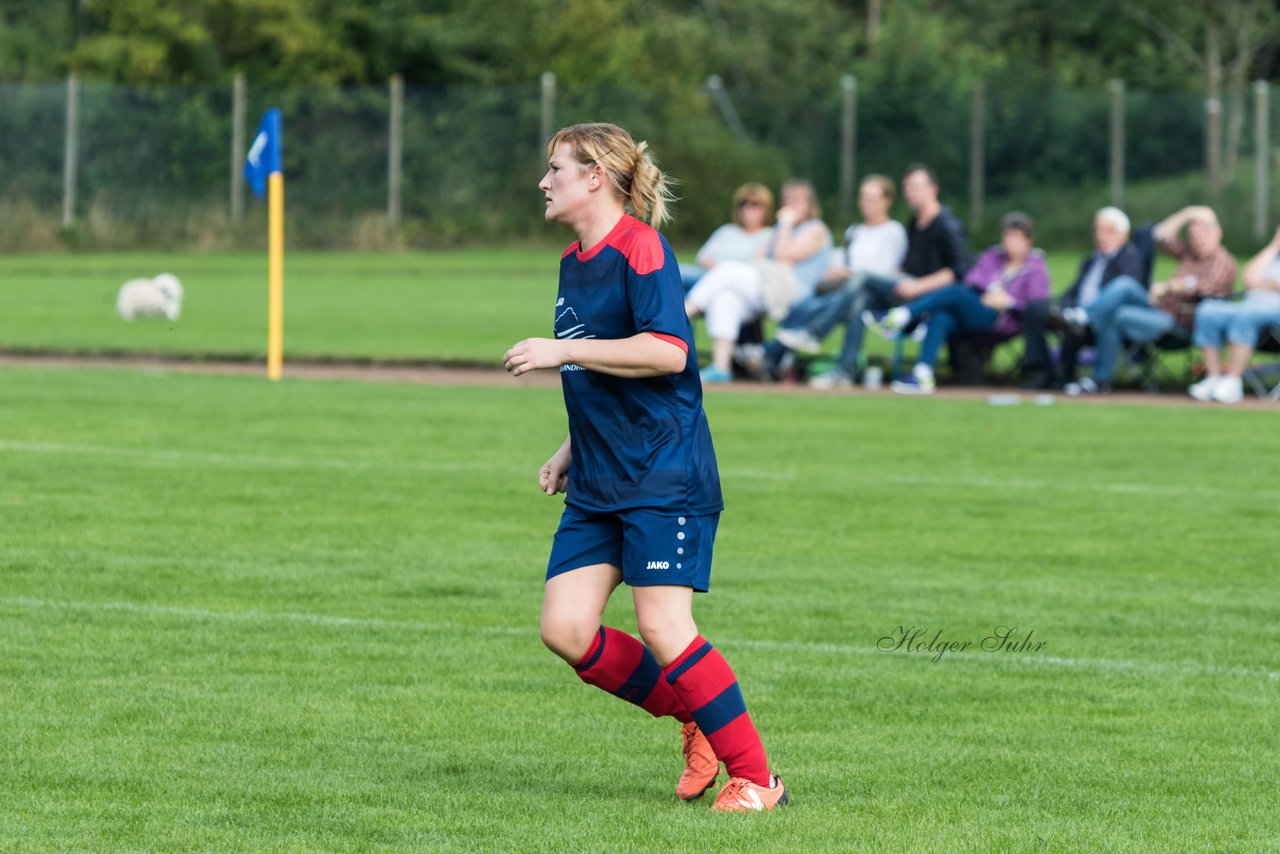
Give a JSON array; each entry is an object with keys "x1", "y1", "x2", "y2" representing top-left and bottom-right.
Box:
[
  {"x1": 677, "y1": 547, "x2": 684, "y2": 555},
  {"x1": 678, "y1": 517, "x2": 686, "y2": 525},
  {"x1": 677, "y1": 532, "x2": 685, "y2": 541}
]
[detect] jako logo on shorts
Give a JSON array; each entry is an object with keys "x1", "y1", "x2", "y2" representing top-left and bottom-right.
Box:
[{"x1": 645, "y1": 561, "x2": 670, "y2": 570}]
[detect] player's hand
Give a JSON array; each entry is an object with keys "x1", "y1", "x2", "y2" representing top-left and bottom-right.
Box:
[
  {"x1": 504, "y1": 338, "x2": 566, "y2": 376},
  {"x1": 539, "y1": 453, "x2": 570, "y2": 495}
]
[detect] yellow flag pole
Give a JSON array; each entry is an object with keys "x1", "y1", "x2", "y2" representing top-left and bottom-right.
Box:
[{"x1": 267, "y1": 170, "x2": 284, "y2": 381}]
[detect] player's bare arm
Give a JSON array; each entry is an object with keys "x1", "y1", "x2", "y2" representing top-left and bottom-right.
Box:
[
  {"x1": 539, "y1": 436, "x2": 571, "y2": 495},
  {"x1": 504, "y1": 332, "x2": 685, "y2": 378}
]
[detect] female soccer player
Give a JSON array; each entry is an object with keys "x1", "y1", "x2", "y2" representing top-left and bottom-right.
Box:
[{"x1": 503, "y1": 123, "x2": 788, "y2": 812}]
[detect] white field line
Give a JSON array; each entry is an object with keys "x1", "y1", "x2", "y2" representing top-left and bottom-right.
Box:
[
  {"x1": 0, "y1": 594, "x2": 524, "y2": 635},
  {"x1": 3, "y1": 438, "x2": 1276, "y2": 500},
  {"x1": 1, "y1": 595, "x2": 1275, "y2": 684}
]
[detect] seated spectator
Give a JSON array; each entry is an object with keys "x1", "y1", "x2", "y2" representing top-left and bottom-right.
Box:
[
  {"x1": 807, "y1": 163, "x2": 971, "y2": 390},
  {"x1": 1066, "y1": 205, "x2": 1236, "y2": 394},
  {"x1": 748, "y1": 174, "x2": 906, "y2": 377},
  {"x1": 685, "y1": 179, "x2": 833, "y2": 382},
  {"x1": 1020, "y1": 207, "x2": 1145, "y2": 389},
  {"x1": 1188, "y1": 223, "x2": 1280, "y2": 404},
  {"x1": 865, "y1": 211, "x2": 1050, "y2": 394},
  {"x1": 679, "y1": 183, "x2": 776, "y2": 290}
]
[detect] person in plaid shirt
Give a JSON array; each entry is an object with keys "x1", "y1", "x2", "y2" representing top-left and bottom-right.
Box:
[{"x1": 1068, "y1": 205, "x2": 1237, "y2": 394}]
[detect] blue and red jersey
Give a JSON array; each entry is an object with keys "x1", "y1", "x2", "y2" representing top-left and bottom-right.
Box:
[{"x1": 555, "y1": 214, "x2": 723, "y2": 516}]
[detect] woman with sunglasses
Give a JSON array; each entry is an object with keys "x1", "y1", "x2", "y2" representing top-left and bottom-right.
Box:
[{"x1": 680, "y1": 184, "x2": 777, "y2": 290}]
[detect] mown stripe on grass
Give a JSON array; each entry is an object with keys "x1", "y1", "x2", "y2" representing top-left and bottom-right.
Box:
[
  {"x1": 4, "y1": 438, "x2": 1280, "y2": 500},
  {"x1": 3, "y1": 595, "x2": 1276, "y2": 683}
]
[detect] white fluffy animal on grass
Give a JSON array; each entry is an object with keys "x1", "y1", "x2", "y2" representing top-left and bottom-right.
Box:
[{"x1": 117, "y1": 273, "x2": 183, "y2": 321}]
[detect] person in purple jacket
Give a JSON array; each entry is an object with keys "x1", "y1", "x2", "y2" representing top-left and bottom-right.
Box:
[{"x1": 865, "y1": 211, "x2": 1050, "y2": 394}]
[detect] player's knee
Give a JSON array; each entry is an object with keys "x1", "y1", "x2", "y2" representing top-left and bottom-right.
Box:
[
  {"x1": 540, "y1": 612, "x2": 597, "y2": 663},
  {"x1": 636, "y1": 611, "x2": 696, "y2": 658}
]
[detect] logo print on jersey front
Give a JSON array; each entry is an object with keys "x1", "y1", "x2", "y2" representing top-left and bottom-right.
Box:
[{"x1": 554, "y1": 306, "x2": 596, "y2": 341}]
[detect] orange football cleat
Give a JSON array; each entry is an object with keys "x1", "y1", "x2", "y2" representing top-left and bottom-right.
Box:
[
  {"x1": 710, "y1": 774, "x2": 790, "y2": 812},
  {"x1": 676, "y1": 721, "x2": 719, "y2": 800}
]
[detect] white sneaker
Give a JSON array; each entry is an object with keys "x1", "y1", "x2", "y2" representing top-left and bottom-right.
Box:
[
  {"x1": 733, "y1": 343, "x2": 769, "y2": 381},
  {"x1": 862, "y1": 308, "x2": 910, "y2": 340},
  {"x1": 1188, "y1": 374, "x2": 1223, "y2": 402},
  {"x1": 1064, "y1": 306, "x2": 1091, "y2": 328},
  {"x1": 775, "y1": 327, "x2": 822, "y2": 355},
  {"x1": 890, "y1": 363, "x2": 936, "y2": 395},
  {"x1": 1210, "y1": 374, "x2": 1244, "y2": 404},
  {"x1": 1064, "y1": 376, "x2": 1106, "y2": 396}
]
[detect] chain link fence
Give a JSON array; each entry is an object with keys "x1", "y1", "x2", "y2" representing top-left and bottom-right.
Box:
[{"x1": 1, "y1": 74, "x2": 1276, "y2": 251}]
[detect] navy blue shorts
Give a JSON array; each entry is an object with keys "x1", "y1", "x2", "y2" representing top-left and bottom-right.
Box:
[{"x1": 546, "y1": 507, "x2": 720, "y2": 592}]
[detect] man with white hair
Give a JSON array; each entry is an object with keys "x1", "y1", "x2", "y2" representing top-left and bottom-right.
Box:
[
  {"x1": 1019, "y1": 206, "x2": 1146, "y2": 389},
  {"x1": 1064, "y1": 205, "x2": 1236, "y2": 394}
]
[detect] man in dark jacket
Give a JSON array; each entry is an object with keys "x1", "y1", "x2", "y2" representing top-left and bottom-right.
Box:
[
  {"x1": 1020, "y1": 206, "x2": 1147, "y2": 389},
  {"x1": 808, "y1": 163, "x2": 972, "y2": 389}
]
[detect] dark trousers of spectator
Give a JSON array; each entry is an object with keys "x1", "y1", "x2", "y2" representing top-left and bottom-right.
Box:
[
  {"x1": 1022, "y1": 298, "x2": 1088, "y2": 382},
  {"x1": 829, "y1": 275, "x2": 902, "y2": 376},
  {"x1": 911, "y1": 286, "x2": 999, "y2": 368}
]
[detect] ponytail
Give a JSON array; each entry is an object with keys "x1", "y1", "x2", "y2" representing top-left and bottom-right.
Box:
[{"x1": 627, "y1": 141, "x2": 676, "y2": 227}]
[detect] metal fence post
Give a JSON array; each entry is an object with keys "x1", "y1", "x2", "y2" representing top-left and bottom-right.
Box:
[
  {"x1": 62, "y1": 73, "x2": 79, "y2": 228},
  {"x1": 1254, "y1": 79, "x2": 1269, "y2": 240},
  {"x1": 969, "y1": 80, "x2": 986, "y2": 231},
  {"x1": 540, "y1": 72, "x2": 556, "y2": 160},
  {"x1": 705, "y1": 75, "x2": 748, "y2": 142},
  {"x1": 230, "y1": 72, "x2": 246, "y2": 224},
  {"x1": 1109, "y1": 79, "x2": 1125, "y2": 208},
  {"x1": 839, "y1": 75, "x2": 857, "y2": 225},
  {"x1": 388, "y1": 74, "x2": 404, "y2": 227}
]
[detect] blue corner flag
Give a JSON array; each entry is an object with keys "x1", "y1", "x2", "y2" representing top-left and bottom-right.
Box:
[{"x1": 244, "y1": 108, "x2": 283, "y2": 199}]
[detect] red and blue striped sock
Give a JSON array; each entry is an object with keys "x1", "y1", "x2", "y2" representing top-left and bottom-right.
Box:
[
  {"x1": 661, "y1": 634, "x2": 770, "y2": 787},
  {"x1": 572, "y1": 626, "x2": 692, "y2": 723}
]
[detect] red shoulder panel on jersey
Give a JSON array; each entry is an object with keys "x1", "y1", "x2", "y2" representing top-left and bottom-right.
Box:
[
  {"x1": 607, "y1": 216, "x2": 666, "y2": 276},
  {"x1": 647, "y1": 331, "x2": 689, "y2": 354}
]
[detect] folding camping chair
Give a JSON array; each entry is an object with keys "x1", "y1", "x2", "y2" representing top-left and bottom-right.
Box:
[
  {"x1": 1243, "y1": 324, "x2": 1280, "y2": 401},
  {"x1": 1118, "y1": 326, "x2": 1196, "y2": 391}
]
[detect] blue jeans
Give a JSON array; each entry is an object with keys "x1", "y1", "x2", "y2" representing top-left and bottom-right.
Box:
[
  {"x1": 1085, "y1": 276, "x2": 1177, "y2": 383},
  {"x1": 762, "y1": 291, "x2": 841, "y2": 370},
  {"x1": 1193, "y1": 298, "x2": 1280, "y2": 348},
  {"x1": 766, "y1": 273, "x2": 902, "y2": 375},
  {"x1": 907, "y1": 285, "x2": 999, "y2": 368}
]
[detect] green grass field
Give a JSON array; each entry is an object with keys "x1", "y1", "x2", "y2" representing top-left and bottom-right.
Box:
[
  {"x1": 2, "y1": 363, "x2": 1278, "y2": 851},
  {"x1": 0, "y1": 248, "x2": 1184, "y2": 368}
]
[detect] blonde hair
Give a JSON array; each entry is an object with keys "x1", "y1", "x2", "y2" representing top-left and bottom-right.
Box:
[
  {"x1": 861, "y1": 174, "x2": 895, "y2": 203},
  {"x1": 731, "y1": 183, "x2": 775, "y2": 227},
  {"x1": 781, "y1": 178, "x2": 821, "y2": 220},
  {"x1": 546, "y1": 123, "x2": 676, "y2": 227}
]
